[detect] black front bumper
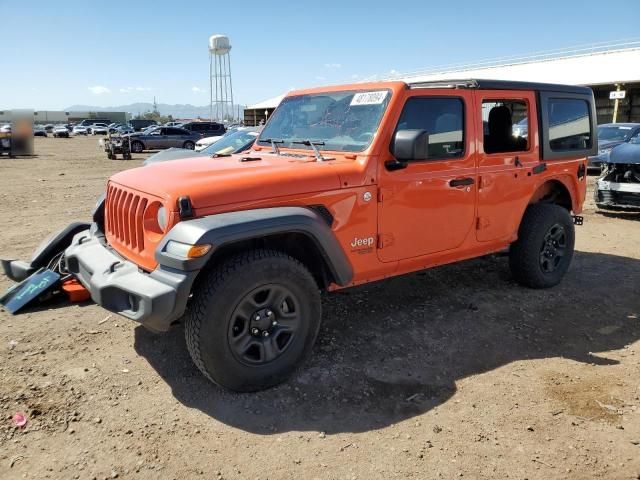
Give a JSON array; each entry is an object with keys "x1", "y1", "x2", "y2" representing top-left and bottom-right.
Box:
[{"x1": 64, "y1": 225, "x2": 197, "y2": 331}]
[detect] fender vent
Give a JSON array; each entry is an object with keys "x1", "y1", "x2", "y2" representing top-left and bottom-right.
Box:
[{"x1": 309, "y1": 205, "x2": 334, "y2": 226}]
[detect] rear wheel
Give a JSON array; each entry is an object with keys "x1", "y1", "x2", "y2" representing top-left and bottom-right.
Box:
[
  {"x1": 183, "y1": 141, "x2": 195, "y2": 150},
  {"x1": 185, "y1": 249, "x2": 321, "y2": 392},
  {"x1": 131, "y1": 141, "x2": 144, "y2": 153},
  {"x1": 509, "y1": 203, "x2": 575, "y2": 288}
]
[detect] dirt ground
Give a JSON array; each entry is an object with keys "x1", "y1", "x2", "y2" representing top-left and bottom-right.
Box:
[{"x1": 0, "y1": 136, "x2": 639, "y2": 480}]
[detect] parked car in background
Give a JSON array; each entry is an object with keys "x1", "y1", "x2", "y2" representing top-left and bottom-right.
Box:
[
  {"x1": 144, "y1": 127, "x2": 261, "y2": 165},
  {"x1": 180, "y1": 121, "x2": 226, "y2": 138},
  {"x1": 1, "y1": 124, "x2": 11, "y2": 133},
  {"x1": 78, "y1": 119, "x2": 112, "y2": 128},
  {"x1": 126, "y1": 126, "x2": 201, "y2": 152},
  {"x1": 589, "y1": 123, "x2": 640, "y2": 170},
  {"x1": 195, "y1": 134, "x2": 224, "y2": 151},
  {"x1": 33, "y1": 125, "x2": 47, "y2": 137},
  {"x1": 43, "y1": 124, "x2": 55, "y2": 133},
  {"x1": 108, "y1": 124, "x2": 133, "y2": 134},
  {"x1": 53, "y1": 125, "x2": 70, "y2": 138},
  {"x1": 90, "y1": 123, "x2": 109, "y2": 135},
  {"x1": 129, "y1": 119, "x2": 158, "y2": 132},
  {"x1": 72, "y1": 125, "x2": 89, "y2": 135},
  {"x1": 595, "y1": 135, "x2": 640, "y2": 210},
  {"x1": 164, "y1": 121, "x2": 183, "y2": 127},
  {"x1": 116, "y1": 125, "x2": 134, "y2": 135}
]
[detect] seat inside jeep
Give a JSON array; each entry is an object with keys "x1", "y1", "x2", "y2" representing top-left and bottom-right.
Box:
[{"x1": 484, "y1": 103, "x2": 528, "y2": 154}]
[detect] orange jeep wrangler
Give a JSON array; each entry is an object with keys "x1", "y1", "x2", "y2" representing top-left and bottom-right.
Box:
[{"x1": 3, "y1": 79, "x2": 597, "y2": 391}]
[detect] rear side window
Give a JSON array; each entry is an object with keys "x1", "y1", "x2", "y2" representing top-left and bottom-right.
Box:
[
  {"x1": 538, "y1": 92, "x2": 596, "y2": 160},
  {"x1": 547, "y1": 99, "x2": 592, "y2": 151},
  {"x1": 395, "y1": 97, "x2": 465, "y2": 159}
]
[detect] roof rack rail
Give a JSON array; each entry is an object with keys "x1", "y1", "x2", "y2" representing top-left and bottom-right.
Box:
[{"x1": 408, "y1": 80, "x2": 479, "y2": 89}]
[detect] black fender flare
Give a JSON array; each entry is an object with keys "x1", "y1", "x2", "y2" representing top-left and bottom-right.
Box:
[{"x1": 155, "y1": 207, "x2": 353, "y2": 286}]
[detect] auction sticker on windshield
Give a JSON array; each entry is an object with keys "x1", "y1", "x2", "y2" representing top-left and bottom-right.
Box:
[{"x1": 350, "y1": 91, "x2": 388, "y2": 106}]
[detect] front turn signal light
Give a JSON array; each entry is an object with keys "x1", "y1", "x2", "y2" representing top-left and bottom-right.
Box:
[{"x1": 165, "y1": 241, "x2": 212, "y2": 259}]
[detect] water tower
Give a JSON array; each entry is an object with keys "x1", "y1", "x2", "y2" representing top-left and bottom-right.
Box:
[{"x1": 208, "y1": 34, "x2": 234, "y2": 123}]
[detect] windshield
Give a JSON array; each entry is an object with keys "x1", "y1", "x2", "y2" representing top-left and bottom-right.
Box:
[
  {"x1": 598, "y1": 126, "x2": 633, "y2": 142},
  {"x1": 257, "y1": 90, "x2": 391, "y2": 152},
  {"x1": 203, "y1": 129, "x2": 259, "y2": 155}
]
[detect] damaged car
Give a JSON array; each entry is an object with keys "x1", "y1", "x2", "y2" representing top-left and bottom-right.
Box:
[{"x1": 595, "y1": 135, "x2": 640, "y2": 210}]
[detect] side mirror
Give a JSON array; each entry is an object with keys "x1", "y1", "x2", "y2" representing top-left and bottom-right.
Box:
[{"x1": 392, "y1": 129, "x2": 429, "y2": 161}]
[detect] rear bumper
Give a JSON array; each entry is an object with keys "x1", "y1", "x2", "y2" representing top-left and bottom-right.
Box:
[{"x1": 64, "y1": 225, "x2": 197, "y2": 331}]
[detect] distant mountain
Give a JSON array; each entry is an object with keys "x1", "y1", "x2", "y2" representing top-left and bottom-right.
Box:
[{"x1": 64, "y1": 102, "x2": 246, "y2": 119}]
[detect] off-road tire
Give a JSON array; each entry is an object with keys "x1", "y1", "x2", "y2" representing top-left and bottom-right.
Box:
[
  {"x1": 509, "y1": 203, "x2": 575, "y2": 289},
  {"x1": 183, "y1": 141, "x2": 195, "y2": 150},
  {"x1": 130, "y1": 141, "x2": 144, "y2": 153},
  {"x1": 185, "y1": 249, "x2": 322, "y2": 392}
]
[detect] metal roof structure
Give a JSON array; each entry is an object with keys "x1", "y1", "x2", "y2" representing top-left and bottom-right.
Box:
[
  {"x1": 390, "y1": 40, "x2": 640, "y2": 86},
  {"x1": 250, "y1": 40, "x2": 640, "y2": 110}
]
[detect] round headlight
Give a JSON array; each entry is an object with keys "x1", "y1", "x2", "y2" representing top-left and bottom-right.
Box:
[{"x1": 157, "y1": 206, "x2": 168, "y2": 232}]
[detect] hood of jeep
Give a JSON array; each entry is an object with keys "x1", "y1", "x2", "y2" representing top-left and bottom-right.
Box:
[{"x1": 109, "y1": 153, "x2": 344, "y2": 212}]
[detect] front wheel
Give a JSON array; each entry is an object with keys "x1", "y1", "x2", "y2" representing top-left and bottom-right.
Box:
[
  {"x1": 183, "y1": 141, "x2": 195, "y2": 150},
  {"x1": 509, "y1": 203, "x2": 575, "y2": 288},
  {"x1": 185, "y1": 249, "x2": 322, "y2": 392},
  {"x1": 130, "y1": 141, "x2": 144, "y2": 153}
]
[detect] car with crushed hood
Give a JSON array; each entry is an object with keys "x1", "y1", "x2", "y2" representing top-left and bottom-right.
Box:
[
  {"x1": 589, "y1": 123, "x2": 640, "y2": 171},
  {"x1": 595, "y1": 135, "x2": 640, "y2": 210}
]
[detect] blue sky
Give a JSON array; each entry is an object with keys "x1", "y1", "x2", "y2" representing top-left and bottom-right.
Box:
[{"x1": 1, "y1": 0, "x2": 638, "y2": 109}]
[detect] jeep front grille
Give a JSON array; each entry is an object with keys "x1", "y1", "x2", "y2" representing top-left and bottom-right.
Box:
[{"x1": 105, "y1": 184, "x2": 148, "y2": 252}]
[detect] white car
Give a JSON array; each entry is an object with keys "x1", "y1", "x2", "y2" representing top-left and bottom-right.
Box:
[
  {"x1": 90, "y1": 123, "x2": 109, "y2": 135},
  {"x1": 72, "y1": 125, "x2": 89, "y2": 135},
  {"x1": 194, "y1": 134, "x2": 224, "y2": 152},
  {"x1": 53, "y1": 126, "x2": 70, "y2": 138}
]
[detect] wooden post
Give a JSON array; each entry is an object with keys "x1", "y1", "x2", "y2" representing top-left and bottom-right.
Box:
[{"x1": 612, "y1": 84, "x2": 621, "y2": 124}]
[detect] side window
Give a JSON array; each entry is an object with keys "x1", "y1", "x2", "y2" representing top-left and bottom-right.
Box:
[
  {"x1": 482, "y1": 99, "x2": 528, "y2": 154},
  {"x1": 547, "y1": 98, "x2": 591, "y2": 151},
  {"x1": 396, "y1": 97, "x2": 464, "y2": 159}
]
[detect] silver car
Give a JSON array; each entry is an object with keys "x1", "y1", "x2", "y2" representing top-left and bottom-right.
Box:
[{"x1": 126, "y1": 126, "x2": 201, "y2": 152}]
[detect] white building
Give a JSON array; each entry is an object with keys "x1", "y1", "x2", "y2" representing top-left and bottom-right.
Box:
[{"x1": 246, "y1": 41, "x2": 640, "y2": 125}]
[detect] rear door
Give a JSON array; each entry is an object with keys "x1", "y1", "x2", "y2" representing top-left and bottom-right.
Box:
[
  {"x1": 377, "y1": 90, "x2": 477, "y2": 262},
  {"x1": 475, "y1": 90, "x2": 538, "y2": 242}
]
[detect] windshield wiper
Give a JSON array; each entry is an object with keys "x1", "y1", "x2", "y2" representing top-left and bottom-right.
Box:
[
  {"x1": 260, "y1": 138, "x2": 284, "y2": 155},
  {"x1": 292, "y1": 140, "x2": 327, "y2": 162},
  {"x1": 210, "y1": 153, "x2": 232, "y2": 158}
]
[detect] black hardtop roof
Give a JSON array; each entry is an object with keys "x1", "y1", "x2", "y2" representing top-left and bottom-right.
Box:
[{"x1": 407, "y1": 79, "x2": 592, "y2": 95}]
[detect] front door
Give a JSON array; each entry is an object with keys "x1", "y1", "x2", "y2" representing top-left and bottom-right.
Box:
[{"x1": 378, "y1": 91, "x2": 477, "y2": 262}]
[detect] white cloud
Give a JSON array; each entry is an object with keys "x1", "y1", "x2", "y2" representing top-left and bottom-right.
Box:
[
  {"x1": 88, "y1": 85, "x2": 111, "y2": 95},
  {"x1": 324, "y1": 63, "x2": 342, "y2": 69},
  {"x1": 119, "y1": 86, "x2": 151, "y2": 93},
  {"x1": 314, "y1": 76, "x2": 326, "y2": 81},
  {"x1": 389, "y1": 69, "x2": 400, "y2": 76},
  {"x1": 351, "y1": 74, "x2": 360, "y2": 79},
  {"x1": 191, "y1": 86, "x2": 203, "y2": 93}
]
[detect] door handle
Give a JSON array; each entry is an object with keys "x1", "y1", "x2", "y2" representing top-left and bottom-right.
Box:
[{"x1": 449, "y1": 177, "x2": 475, "y2": 187}]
